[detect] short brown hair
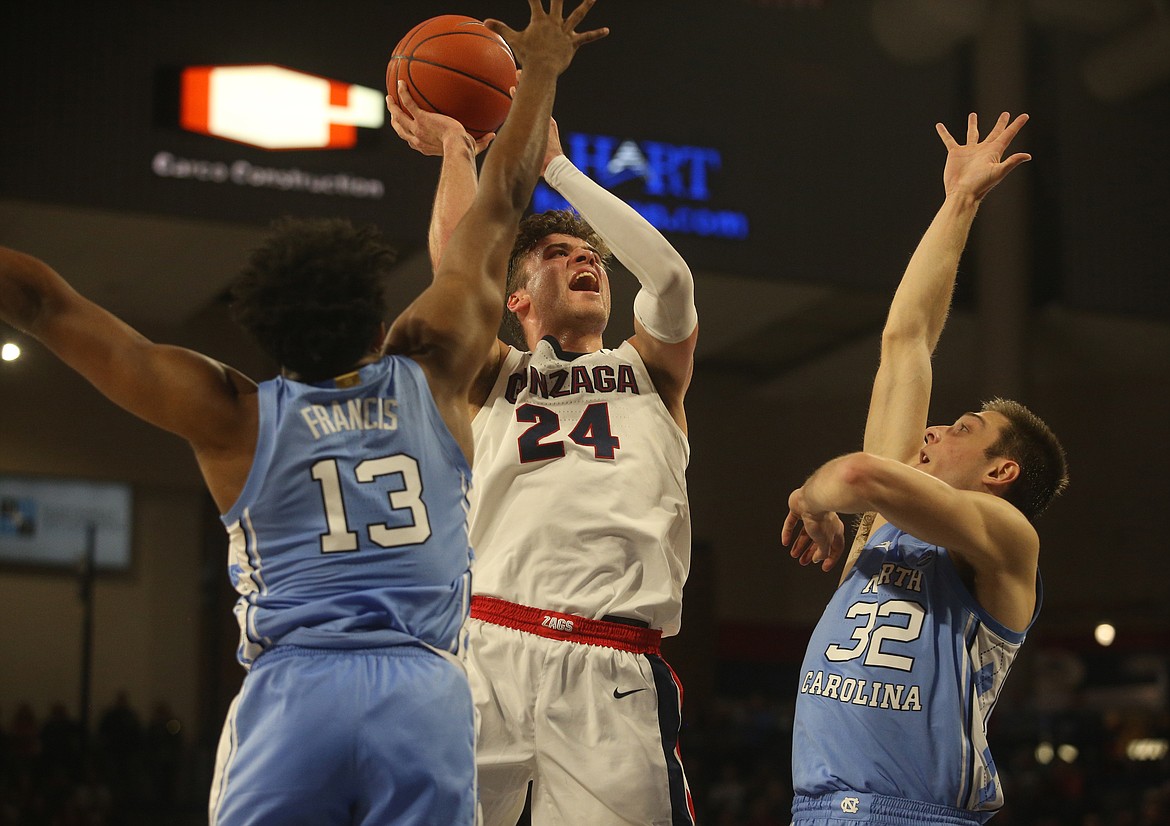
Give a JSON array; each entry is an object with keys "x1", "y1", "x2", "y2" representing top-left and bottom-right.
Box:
[
  {"x1": 501, "y1": 210, "x2": 611, "y2": 346},
  {"x1": 981, "y1": 397, "x2": 1069, "y2": 520}
]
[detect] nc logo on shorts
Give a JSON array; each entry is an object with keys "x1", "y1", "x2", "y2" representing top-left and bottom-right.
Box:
[{"x1": 840, "y1": 797, "x2": 860, "y2": 814}]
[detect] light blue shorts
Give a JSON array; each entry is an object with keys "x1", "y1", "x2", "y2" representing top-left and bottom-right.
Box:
[
  {"x1": 210, "y1": 644, "x2": 476, "y2": 825},
  {"x1": 791, "y1": 792, "x2": 989, "y2": 825}
]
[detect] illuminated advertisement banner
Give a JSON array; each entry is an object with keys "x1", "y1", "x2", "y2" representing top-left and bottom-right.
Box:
[
  {"x1": 535, "y1": 132, "x2": 750, "y2": 240},
  {"x1": 180, "y1": 64, "x2": 384, "y2": 150},
  {"x1": 151, "y1": 64, "x2": 389, "y2": 201},
  {"x1": 149, "y1": 150, "x2": 386, "y2": 199}
]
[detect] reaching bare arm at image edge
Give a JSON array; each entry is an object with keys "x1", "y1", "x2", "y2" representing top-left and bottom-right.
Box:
[
  {"x1": 0, "y1": 247, "x2": 258, "y2": 509},
  {"x1": 0, "y1": 247, "x2": 256, "y2": 449}
]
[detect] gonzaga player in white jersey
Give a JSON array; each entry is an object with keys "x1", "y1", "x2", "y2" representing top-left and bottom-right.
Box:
[
  {"x1": 468, "y1": 335, "x2": 692, "y2": 826},
  {"x1": 782, "y1": 113, "x2": 1068, "y2": 824},
  {"x1": 470, "y1": 337, "x2": 688, "y2": 632},
  {"x1": 0, "y1": 4, "x2": 608, "y2": 821},
  {"x1": 390, "y1": 101, "x2": 698, "y2": 823}
]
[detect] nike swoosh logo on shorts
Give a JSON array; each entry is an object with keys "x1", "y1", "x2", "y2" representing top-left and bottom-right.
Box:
[{"x1": 613, "y1": 687, "x2": 647, "y2": 699}]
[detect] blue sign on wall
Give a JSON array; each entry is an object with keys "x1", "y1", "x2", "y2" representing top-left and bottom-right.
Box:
[{"x1": 534, "y1": 132, "x2": 750, "y2": 240}]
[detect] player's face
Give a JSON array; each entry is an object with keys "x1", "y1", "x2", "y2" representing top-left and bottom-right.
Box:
[
  {"x1": 914, "y1": 410, "x2": 1009, "y2": 490},
  {"x1": 517, "y1": 234, "x2": 611, "y2": 332}
]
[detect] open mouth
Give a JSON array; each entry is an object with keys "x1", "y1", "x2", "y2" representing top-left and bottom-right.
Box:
[
  {"x1": 919, "y1": 451, "x2": 930, "y2": 464},
  {"x1": 569, "y1": 271, "x2": 600, "y2": 293}
]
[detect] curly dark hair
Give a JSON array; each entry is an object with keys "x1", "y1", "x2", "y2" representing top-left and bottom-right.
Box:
[
  {"x1": 501, "y1": 210, "x2": 612, "y2": 346},
  {"x1": 981, "y1": 397, "x2": 1069, "y2": 521},
  {"x1": 230, "y1": 217, "x2": 397, "y2": 382}
]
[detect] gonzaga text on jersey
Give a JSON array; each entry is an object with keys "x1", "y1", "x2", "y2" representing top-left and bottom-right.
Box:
[{"x1": 504, "y1": 363, "x2": 641, "y2": 403}]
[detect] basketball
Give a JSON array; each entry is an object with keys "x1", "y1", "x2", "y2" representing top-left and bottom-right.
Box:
[{"x1": 386, "y1": 15, "x2": 517, "y2": 140}]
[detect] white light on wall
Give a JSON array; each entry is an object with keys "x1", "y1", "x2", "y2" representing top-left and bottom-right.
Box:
[
  {"x1": 1126, "y1": 739, "x2": 1169, "y2": 761},
  {"x1": 1094, "y1": 622, "x2": 1116, "y2": 647},
  {"x1": 1, "y1": 342, "x2": 21, "y2": 362},
  {"x1": 1057, "y1": 744, "x2": 1079, "y2": 763},
  {"x1": 1035, "y1": 741, "x2": 1055, "y2": 765}
]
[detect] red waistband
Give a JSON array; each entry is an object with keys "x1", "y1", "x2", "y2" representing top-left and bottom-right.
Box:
[{"x1": 470, "y1": 596, "x2": 662, "y2": 654}]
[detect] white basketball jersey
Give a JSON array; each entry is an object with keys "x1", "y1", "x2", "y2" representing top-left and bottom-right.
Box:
[{"x1": 468, "y1": 337, "x2": 691, "y2": 635}]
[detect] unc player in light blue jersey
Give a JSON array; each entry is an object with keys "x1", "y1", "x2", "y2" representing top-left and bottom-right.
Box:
[
  {"x1": 0, "y1": 3, "x2": 608, "y2": 823},
  {"x1": 781, "y1": 113, "x2": 1069, "y2": 825}
]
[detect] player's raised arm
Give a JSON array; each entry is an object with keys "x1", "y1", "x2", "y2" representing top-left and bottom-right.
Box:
[
  {"x1": 384, "y1": 0, "x2": 607, "y2": 449},
  {"x1": 0, "y1": 246, "x2": 255, "y2": 453},
  {"x1": 539, "y1": 116, "x2": 698, "y2": 421},
  {"x1": 387, "y1": 82, "x2": 491, "y2": 273},
  {"x1": 862, "y1": 113, "x2": 1030, "y2": 463},
  {"x1": 783, "y1": 113, "x2": 1031, "y2": 580}
]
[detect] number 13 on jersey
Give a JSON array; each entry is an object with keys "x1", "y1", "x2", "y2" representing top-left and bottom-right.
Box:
[{"x1": 311, "y1": 454, "x2": 432, "y2": 553}]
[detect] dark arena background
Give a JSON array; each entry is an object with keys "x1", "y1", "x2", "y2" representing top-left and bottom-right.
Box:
[{"x1": 2, "y1": 1, "x2": 1168, "y2": 823}]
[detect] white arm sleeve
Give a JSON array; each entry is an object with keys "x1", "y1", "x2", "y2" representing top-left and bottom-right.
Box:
[{"x1": 544, "y1": 154, "x2": 698, "y2": 344}]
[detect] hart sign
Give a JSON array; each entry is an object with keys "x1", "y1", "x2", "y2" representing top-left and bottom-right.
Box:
[
  {"x1": 533, "y1": 132, "x2": 750, "y2": 240},
  {"x1": 181, "y1": 65, "x2": 385, "y2": 150}
]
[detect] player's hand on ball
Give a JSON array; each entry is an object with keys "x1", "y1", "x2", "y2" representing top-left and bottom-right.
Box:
[
  {"x1": 386, "y1": 15, "x2": 515, "y2": 139},
  {"x1": 387, "y1": 83, "x2": 494, "y2": 156}
]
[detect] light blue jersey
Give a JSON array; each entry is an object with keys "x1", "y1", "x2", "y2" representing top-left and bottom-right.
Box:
[
  {"x1": 210, "y1": 357, "x2": 477, "y2": 826},
  {"x1": 220, "y1": 357, "x2": 473, "y2": 664},
  {"x1": 792, "y1": 522, "x2": 1041, "y2": 823}
]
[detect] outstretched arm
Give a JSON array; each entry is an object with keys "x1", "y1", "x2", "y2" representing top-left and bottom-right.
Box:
[
  {"x1": 540, "y1": 118, "x2": 697, "y2": 421},
  {"x1": 384, "y1": 0, "x2": 608, "y2": 458},
  {"x1": 782, "y1": 113, "x2": 1031, "y2": 581},
  {"x1": 863, "y1": 112, "x2": 1031, "y2": 463},
  {"x1": 0, "y1": 246, "x2": 257, "y2": 506}
]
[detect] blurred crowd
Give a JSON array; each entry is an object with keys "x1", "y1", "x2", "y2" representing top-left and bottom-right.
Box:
[
  {"x1": 682, "y1": 689, "x2": 1170, "y2": 825},
  {"x1": 3, "y1": 685, "x2": 1167, "y2": 825},
  {"x1": 0, "y1": 695, "x2": 195, "y2": 826}
]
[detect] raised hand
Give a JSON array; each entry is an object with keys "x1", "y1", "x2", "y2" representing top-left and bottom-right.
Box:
[
  {"x1": 386, "y1": 82, "x2": 495, "y2": 156},
  {"x1": 485, "y1": 0, "x2": 609, "y2": 78},
  {"x1": 936, "y1": 111, "x2": 1031, "y2": 202}
]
